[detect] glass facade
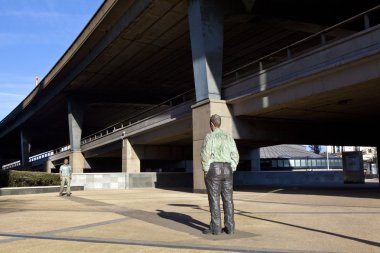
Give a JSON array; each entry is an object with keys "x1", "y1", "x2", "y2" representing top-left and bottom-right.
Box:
[{"x1": 260, "y1": 157, "x2": 343, "y2": 171}]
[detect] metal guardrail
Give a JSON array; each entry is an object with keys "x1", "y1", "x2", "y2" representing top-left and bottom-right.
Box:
[
  {"x1": 2, "y1": 90, "x2": 195, "y2": 169},
  {"x1": 3, "y1": 5, "x2": 379, "y2": 169},
  {"x1": 223, "y1": 5, "x2": 380, "y2": 82},
  {"x1": 80, "y1": 89, "x2": 195, "y2": 145},
  {"x1": 2, "y1": 145, "x2": 71, "y2": 170}
]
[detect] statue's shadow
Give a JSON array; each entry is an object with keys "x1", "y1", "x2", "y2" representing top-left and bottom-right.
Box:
[{"x1": 156, "y1": 208, "x2": 208, "y2": 232}]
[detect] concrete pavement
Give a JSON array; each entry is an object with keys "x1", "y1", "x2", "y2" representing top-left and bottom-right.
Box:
[{"x1": 0, "y1": 187, "x2": 379, "y2": 253}]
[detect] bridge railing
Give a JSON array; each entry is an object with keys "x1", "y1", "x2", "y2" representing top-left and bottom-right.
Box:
[
  {"x1": 80, "y1": 89, "x2": 195, "y2": 145},
  {"x1": 2, "y1": 145, "x2": 71, "y2": 170},
  {"x1": 223, "y1": 5, "x2": 380, "y2": 83},
  {"x1": 2, "y1": 90, "x2": 195, "y2": 169}
]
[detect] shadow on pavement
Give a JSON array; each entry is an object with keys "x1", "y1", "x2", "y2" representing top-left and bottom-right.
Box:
[
  {"x1": 235, "y1": 185, "x2": 380, "y2": 199},
  {"x1": 156, "y1": 209, "x2": 208, "y2": 232},
  {"x1": 235, "y1": 209, "x2": 380, "y2": 248}
]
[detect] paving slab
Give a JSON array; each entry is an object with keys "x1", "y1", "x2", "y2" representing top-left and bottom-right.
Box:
[{"x1": 0, "y1": 187, "x2": 379, "y2": 253}]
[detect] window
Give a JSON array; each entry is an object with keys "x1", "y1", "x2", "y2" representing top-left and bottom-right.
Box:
[
  {"x1": 295, "y1": 160, "x2": 300, "y2": 167},
  {"x1": 278, "y1": 160, "x2": 284, "y2": 167},
  {"x1": 284, "y1": 160, "x2": 290, "y2": 167},
  {"x1": 311, "y1": 159, "x2": 316, "y2": 167},
  {"x1": 301, "y1": 159, "x2": 306, "y2": 167},
  {"x1": 289, "y1": 160, "x2": 295, "y2": 167},
  {"x1": 272, "y1": 160, "x2": 277, "y2": 168}
]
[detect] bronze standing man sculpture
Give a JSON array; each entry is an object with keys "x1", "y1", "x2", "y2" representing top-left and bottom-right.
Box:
[
  {"x1": 201, "y1": 114, "x2": 239, "y2": 235},
  {"x1": 59, "y1": 158, "x2": 72, "y2": 196}
]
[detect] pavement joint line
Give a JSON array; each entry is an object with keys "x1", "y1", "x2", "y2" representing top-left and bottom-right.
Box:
[
  {"x1": 0, "y1": 217, "x2": 129, "y2": 244},
  {"x1": 0, "y1": 232, "x2": 335, "y2": 253},
  {"x1": 40, "y1": 217, "x2": 130, "y2": 235},
  {"x1": 236, "y1": 212, "x2": 380, "y2": 248},
  {"x1": 234, "y1": 199, "x2": 380, "y2": 209},
  {"x1": 250, "y1": 189, "x2": 284, "y2": 200}
]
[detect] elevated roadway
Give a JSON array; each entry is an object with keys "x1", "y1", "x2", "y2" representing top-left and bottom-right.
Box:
[{"x1": 1, "y1": 0, "x2": 379, "y2": 191}]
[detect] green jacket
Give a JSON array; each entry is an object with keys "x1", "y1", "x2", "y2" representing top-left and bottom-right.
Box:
[
  {"x1": 201, "y1": 128, "x2": 239, "y2": 172},
  {"x1": 60, "y1": 164, "x2": 72, "y2": 177}
]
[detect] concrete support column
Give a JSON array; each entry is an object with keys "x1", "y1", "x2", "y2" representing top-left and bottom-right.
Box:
[
  {"x1": 122, "y1": 138, "x2": 140, "y2": 173},
  {"x1": 68, "y1": 98, "x2": 84, "y2": 173},
  {"x1": 70, "y1": 151, "x2": 86, "y2": 173},
  {"x1": 44, "y1": 160, "x2": 55, "y2": 173},
  {"x1": 192, "y1": 99, "x2": 233, "y2": 193},
  {"x1": 250, "y1": 148, "x2": 261, "y2": 171},
  {"x1": 188, "y1": 0, "x2": 224, "y2": 102},
  {"x1": 20, "y1": 130, "x2": 31, "y2": 168}
]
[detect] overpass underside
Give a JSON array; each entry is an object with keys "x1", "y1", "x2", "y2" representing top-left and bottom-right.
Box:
[{"x1": 1, "y1": 0, "x2": 380, "y2": 191}]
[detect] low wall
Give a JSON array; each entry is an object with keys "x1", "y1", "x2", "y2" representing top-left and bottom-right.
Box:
[
  {"x1": 0, "y1": 185, "x2": 84, "y2": 196},
  {"x1": 71, "y1": 172, "x2": 193, "y2": 190},
  {"x1": 234, "y1": 171, "x2": 344, "y2": 186},
  {"x1": 71, "y1": 171, "x2": 345, "y2": 190}
]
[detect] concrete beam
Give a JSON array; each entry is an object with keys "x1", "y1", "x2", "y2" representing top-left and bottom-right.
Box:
[
  {"x1": 130, "y1": 117, "x2": 192, "y2": 145},
  {"x1": 233, "y1": 117, "x2": 380, "y2": 146},
  {"x1": 139, "y1": 145, "x2": 192, "y2": 160},
  {"x1": 225, "y1": 26, "x2": 380, "y2": 105},
  {"x1": 188, "y1": 0, "x2": 224, "y2": 101},
  {"x1": 261, "y1": 16, "x2": 355, "y2": 38}
]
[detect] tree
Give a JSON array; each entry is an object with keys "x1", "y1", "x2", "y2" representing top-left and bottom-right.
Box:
[{"x1": 309, "y1": 145, "x2": 321, "y2": 154}]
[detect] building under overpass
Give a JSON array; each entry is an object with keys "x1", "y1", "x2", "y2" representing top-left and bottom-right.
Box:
[{"x1": 0, "y1": 0, "x2": 380, "y2": 191}]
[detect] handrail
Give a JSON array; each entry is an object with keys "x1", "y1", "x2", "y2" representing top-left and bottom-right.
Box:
[
  {"x1": 80, "y1": 89, "x2": 195, "y2": 144},
  {"x1": 2, "y1": 90, "x2": 195, "y2": 169},
  {"x1": 223, "y1": 5, "x2": 380, "y2": 79}
]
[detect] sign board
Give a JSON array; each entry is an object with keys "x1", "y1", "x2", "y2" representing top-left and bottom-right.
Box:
[{"x1": 342, "y1": 151, "x2": 364, "y2": 183}]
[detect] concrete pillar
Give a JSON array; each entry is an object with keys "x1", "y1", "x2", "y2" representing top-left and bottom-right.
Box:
[
  {"x1": 122, "y1": 138, "x2": 140, "y2": 173},
  {"x1": 250, "y1": 148, "x2": 261, "y2": 171},
  {"x1": 70, "y1": 151, "x2": 86, "y2": 173},
  {"x1": 20, "y1": 130, "x2": 31, "y2": 168},
  {"x1": 44, "y1": 160, "x2": 55, "y2": 173},
  {"x1": 192, "y1": 99, "x2": 233, "y2": 193},
  {"x1": 68, "y1": 98, "x2": 84, "y2": 173},
  {"x1": 188, "y1": 0, "x2": 224, "y2": 102}
]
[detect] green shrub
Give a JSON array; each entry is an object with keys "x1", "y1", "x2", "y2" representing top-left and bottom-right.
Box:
[{"x1": 0, "y1": 170, "x2": 60, "y2": 188}]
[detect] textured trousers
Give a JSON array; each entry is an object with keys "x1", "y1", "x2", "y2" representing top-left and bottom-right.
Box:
[
  {"x1": 205, "y1": 162, "x2": 234, "y2": 233},
  {"x1": 59, "y1": 176, "x2": 71, "y2": 194}
]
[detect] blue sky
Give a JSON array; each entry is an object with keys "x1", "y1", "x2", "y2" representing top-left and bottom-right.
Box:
[{"x1": 0, "y1": 0, "x2": 103, "y2": 120}]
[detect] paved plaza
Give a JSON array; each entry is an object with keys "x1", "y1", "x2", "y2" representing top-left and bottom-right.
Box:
[{"x1": 0, "y1": 186, "x2": 379, "y2": 253}]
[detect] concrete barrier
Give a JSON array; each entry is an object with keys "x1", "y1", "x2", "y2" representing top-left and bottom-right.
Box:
[
  {"x1": 71, "y1": 172, "x2": 193, "y2": 190},
  {"x1": 234, "y1": 171, "x2": 344, "y2": 186},
  {"x1": 0, "y1": 185, "x2": 84, "y2": 196},
  {"x1": 70, "y1": 171, "x2": 345, "y2": 190}
]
